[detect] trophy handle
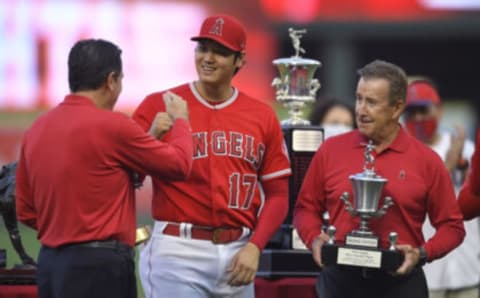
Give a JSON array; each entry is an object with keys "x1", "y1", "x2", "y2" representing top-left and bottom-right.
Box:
[
  {"x1": 309, "y1": 79, "x2": 320, "y2": 97},
  {"x1": 373, "y1": 196, "x2": 394, "y2": 217},
  {"x1": 340, "y1": 192, "x2": 357, "y2": 216}
]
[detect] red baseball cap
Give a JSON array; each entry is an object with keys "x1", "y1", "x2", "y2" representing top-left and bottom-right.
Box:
[
  {"x1": 191, "y1": 15, "x2": 246, "y2": 52},
  {"x1": 406, "y1": 81, "x2": 441, "y2": 106}
]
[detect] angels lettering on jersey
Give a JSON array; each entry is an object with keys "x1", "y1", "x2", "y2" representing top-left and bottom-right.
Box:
[{"x1": 193, "y1": 130, "x2": 264, "y2": 170}]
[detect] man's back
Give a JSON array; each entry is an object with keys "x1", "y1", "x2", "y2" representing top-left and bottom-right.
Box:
[{"x1": 18, "y1": 95, "x2": 139, "y2": 247}]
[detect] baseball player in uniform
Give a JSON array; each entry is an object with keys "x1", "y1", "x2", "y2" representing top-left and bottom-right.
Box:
[{"x1": 133, "y1": 15, "x2": 291, "y2": 297}]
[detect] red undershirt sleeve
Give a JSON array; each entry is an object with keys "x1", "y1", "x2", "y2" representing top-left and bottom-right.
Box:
[{"x1": 249, "y1": 176, "x2": 289, "y2": 250}]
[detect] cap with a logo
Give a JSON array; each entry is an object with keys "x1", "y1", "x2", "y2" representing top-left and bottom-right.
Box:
[
  {"x1": 191, "y1": 15, "x2": 246, "y2": 52},
  {"x1": 406, "y1": 80, "x2": 441, "y2": 106}
]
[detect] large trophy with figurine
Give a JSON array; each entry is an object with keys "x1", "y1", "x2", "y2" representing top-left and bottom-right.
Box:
[
  {"x1": 258, "y1": 28, "x2": 324, "y2": 277},
  {"x1": 0, "y1": 162, "x2": 37, "y2": 285},
  {"x1": 321, "y1": 141, "x2": 403, "y2": 271}
]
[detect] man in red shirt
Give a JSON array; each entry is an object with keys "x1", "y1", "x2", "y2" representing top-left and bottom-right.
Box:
[
  {"x1": 133, "y1": 15, "x2": 291, "y2": 297},
  {"x1": 15, "y1": 39, "x2": 193, "y2": 298},
  {"x1": 294, "y1": 60, "x2": 465, "y2": 297}
]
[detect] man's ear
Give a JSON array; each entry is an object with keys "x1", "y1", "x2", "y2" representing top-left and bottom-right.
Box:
[
  {"x1": 392, "y1": 98, "x2": 405, "y2": 120},
  {"x1": 236, "y1": 51, "x2": 246, "y2": 68},
  {"x1": 106, "y1": 72, "x2": 116, "y2": 92}
]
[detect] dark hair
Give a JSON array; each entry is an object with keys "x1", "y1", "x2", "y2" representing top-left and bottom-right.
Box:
[
  {"x1": 68, "y1": 39, "x2": 122, "y2": 92},
  {"x1": 357, "y1": 60, "x2": 407, "y2": 105},
  {"x1": 309, "y1": 97, "x2": 356, "y2": 128},
  {"x1": 233, "y1": 52, "x2": 242, "y2": 76}
]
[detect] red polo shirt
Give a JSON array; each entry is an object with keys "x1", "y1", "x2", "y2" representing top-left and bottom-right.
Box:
[
  {"x1": 16, "y1": 94, "x2": 192, "y2": 247},
  {"x1": 294, "y1": 127, "x2": 465, "y2": 261}
]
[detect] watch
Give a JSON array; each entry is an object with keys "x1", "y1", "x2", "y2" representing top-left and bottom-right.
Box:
[{"x1": 417, "y1": 246, "x2": 427, "y2": 267}]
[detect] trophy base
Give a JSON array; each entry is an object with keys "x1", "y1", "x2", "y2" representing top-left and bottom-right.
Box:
[
  {"x1": 321, "y1": 244, "x2": 403, "y2": 272},
  {"x1": 257, "y1": 249, "x2": 320, "y2": 278},
  {"x1": 0, "y1": 267, "x2": 37, "y2": 285},
  {"x1": 0, "y1": 249, "x2": 5, "y2": 268}
]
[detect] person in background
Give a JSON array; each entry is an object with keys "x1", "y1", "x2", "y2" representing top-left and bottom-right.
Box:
[
  {"x1": 458, "y1": 129, "x2": 480, "y2": 219},
  {"x1": 309, "y1": 97, "x2": 356, "y2": 140},
  {"x1": 133, "y1": 14, "x2": 291, "y2": 298},
  {"x1": 15, "y1": 39, "x2": 193, "y2": 298},
  {"x1": 403, "y1": 79, "x2": 479, "y2": 298},
  {"x1": 294, "y1": 60, "x2": 465, "y2": 298}
]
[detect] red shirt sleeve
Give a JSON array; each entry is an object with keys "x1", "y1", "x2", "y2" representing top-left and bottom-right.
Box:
[
  {"x1": 470, "y1": 130, "x2": 480, "y2": 195},
  {"x1": 423, "y1": 152, "x2": 465, "y2": 261},
  {"x1": 458, "y1": 173, "x2": 480, "y2": 220},
  {"x1": 15, "y1": 134, "x2": 38, "y2": 229},
  {"x1": 113, "y1": 115, "x2": 193, "y2": 181},
  {"x1": 249, "y1": 176, "x2": 288, "y2": 250}
]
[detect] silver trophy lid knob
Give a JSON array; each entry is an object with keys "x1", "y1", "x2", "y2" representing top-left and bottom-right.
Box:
[
  {"x1": 327, "y1": 226, "x2": 336, "y2": 245},
  {"x1": 389, "y1": 232, "x2": 398, "y2": 251}
]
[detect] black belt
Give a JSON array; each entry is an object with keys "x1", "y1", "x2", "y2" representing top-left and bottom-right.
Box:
[{"x1": 52, "y1": 240, "x2": 134, "y2": 258}]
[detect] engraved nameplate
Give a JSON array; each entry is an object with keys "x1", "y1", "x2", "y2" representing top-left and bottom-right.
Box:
[
  {"x1": 337, "y1": 247, "x2": 382, "y2": 268},
  {"x1": 345, "y1": 235, "x2": 378, "y2": 248},
  {"x1": 292, "y1": 130, "x2": 323, "y2": 152},
  {"x1": 291, "y1": 228, "x2": 308, "y2": 250}
]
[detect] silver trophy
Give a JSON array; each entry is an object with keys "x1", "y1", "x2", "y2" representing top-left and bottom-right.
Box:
[
  {"x1": 321, "y1": 141, "x2": 403, "y2": 270},
  {"x1": 340, "y1": 140, "x2": 393, "y2": 248},
  {"x1": 272, "y1": 28, "x2": 321, "y2": 126}
]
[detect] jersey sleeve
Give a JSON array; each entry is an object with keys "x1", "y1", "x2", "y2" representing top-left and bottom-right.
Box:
[
  {"x1": 132, "y1": 93, "x2": 166, "y2": 132},
  {"x1": 15, "y1": 133, "x2": 38, "y2": 229},
  {"x1": 258, "y1": 110, "x2": 291, "y2": 181}
]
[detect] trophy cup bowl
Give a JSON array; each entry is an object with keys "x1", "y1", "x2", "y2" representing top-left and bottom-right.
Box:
[
  {"x1": 271, "y1": 28, "x2": 321, "y2": 127},
  {"x1": 350, "y1": 173, "x2": 387, "y2": 216},
  {"x1": 273, "y1": 57, "x2": 321, "y2": 126}
]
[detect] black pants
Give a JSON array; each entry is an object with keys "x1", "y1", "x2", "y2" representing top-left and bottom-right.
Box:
[
  {"x1": 37, "y1": 243, "x2": 136, "y2": 298},
  {"x1": 316, "y1": 265, "x2": 428, "y2": 298}
]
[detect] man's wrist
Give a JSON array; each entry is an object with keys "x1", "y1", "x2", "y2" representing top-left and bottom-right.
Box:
[{"x1": 417, "y1": 246, "x2": 427, "y2": 267}]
